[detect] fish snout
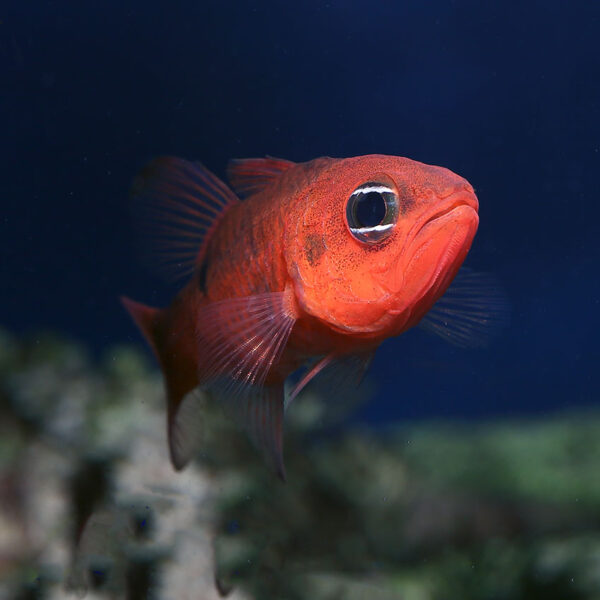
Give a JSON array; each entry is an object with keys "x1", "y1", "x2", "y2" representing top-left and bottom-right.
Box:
[
  {"x1": 409, "y1": 186, "x2": 479, "y2": 245},
  {"x1": 444, "y1": 186, "x2": 479, "y2": 214},
  {"x1": 433, "y1": 175, "x2": 475, "y2": 199}
]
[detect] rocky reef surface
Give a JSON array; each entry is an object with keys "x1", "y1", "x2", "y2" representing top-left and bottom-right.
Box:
[{"x1": 1, "y1": 329, "x2": 599, "y2": 600}]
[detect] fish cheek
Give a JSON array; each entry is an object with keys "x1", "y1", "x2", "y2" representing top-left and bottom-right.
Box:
[{"x1": 304, "y1": 233, "x2": 327, "y2": 267}]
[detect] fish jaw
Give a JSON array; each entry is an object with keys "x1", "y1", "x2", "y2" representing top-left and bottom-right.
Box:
[{"x1": 377, "y1": 191, "x2": 480, "y2": 335}]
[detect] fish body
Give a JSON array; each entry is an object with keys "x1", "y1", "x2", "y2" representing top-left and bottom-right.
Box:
[{"x1": 123, "y1": 154, "x2": 491, "y2": 478}]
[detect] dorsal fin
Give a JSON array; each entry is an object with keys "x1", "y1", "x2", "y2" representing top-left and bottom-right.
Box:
[
  {"x1": 131, "y1": 157, "x2": 239, "y2": 282},
  {"x1": 227, "y1": 156, "x2": 296, "y2": 197}
]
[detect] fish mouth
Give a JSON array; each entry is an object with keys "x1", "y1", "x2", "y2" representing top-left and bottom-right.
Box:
[
  {"x1": 421, "y1": 190, "x2": 479, "y2": 227},
  {"x1": 407, "y1": 190, "x2": 479, "y2": 246},
  {"x1": 380, "y1": 189, "x2": 479, "y2": 324}
]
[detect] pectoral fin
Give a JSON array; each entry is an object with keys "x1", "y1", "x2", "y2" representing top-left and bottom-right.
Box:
[
  {"x1": 196, "y1": 290, "x2": 297, "y2": 392},
  {"x1": 420, "y1": 268, "x2": 510, "y2": 348},
  {"x1": 194, "y1": 290, "x2": 297, "y2": 478}
]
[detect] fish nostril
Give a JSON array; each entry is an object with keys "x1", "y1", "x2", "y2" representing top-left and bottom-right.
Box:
[{"x1": 439, "y1": 186, "x2": 456, "y2": 199}]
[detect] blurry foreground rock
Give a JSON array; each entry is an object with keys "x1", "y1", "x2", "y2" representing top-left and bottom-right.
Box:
[{"x1": 0, "y1": 327, "x2": 599, "y2": 599}]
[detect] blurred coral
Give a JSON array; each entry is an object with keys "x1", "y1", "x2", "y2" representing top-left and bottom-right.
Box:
[{"x1": 1, "y1": 329, "x2": 599, "y2": 599}]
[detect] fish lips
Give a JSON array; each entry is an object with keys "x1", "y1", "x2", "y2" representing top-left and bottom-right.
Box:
[
  {"x1": 418, "y1": 190, "x2": 479, "y2": 232},
  {"x1": 405, "y1": 191, "x2": 479, "y2": 289},
  {"x1": 381, "y1": 190, "x2": 479, "y2": 317},
  {"x1": 410, "y1": 190, "x2": 479, "y2": 247}
]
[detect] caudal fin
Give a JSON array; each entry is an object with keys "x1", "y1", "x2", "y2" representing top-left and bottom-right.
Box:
[{"x1": 121, "y1": 296, "x2": 200, "y2": 470}]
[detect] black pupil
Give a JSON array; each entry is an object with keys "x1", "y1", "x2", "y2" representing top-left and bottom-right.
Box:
[{"x1": 355, "y1": 191, "x2": 386, "y2": 227}]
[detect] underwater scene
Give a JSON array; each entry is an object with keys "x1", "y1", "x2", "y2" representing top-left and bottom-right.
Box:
[{"x1": 2, "y1": 2, "x2": 599, "y2": 599}]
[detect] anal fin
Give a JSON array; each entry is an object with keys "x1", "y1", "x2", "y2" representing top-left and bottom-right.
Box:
[
  {"x1": 215, "y1": 382, "x2": 286, "y2": 480},
  {"x1": 169, "y1": 388, "x2": 207, "y2": 471}
]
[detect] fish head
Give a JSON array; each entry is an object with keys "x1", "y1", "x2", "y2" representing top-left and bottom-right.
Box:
[{"x1": 285, "y1": 154, "x2": 479, "y2": 337}]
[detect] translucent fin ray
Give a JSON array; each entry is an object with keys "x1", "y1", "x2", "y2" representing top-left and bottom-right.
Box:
[
  {"x1": 287, "y1": 350, "x2": 375, "y2": 409},
  {"x1": 196, "y1": 292, "x2": 296, "y2": 395},
  {"x1": 420, "y1": 268, "x2": 510, "y2": 348},
  {"x1": 287, "y1": 354, "x2": 337, "y2": 405},
  {"x1": 131, "y1": 157, "x2": 239, "y2": 282},
  {"x1": 169, "y1": 387, "x2": 207, "y2": 470},
  {"x1": 217, "y1": 383, "x2": 286, "y2": 479}
]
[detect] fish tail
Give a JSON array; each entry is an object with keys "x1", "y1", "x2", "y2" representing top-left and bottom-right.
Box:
[{"x1": 121, "y1": 296, "x2": 200, "y2": 470}]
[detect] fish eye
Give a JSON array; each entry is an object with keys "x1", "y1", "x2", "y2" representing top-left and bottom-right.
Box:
[{"x1": 346, "y1": 182, "x2": 399, "y2": 244}]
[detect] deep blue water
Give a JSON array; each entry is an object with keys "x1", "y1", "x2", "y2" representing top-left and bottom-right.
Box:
[{"x1": 2, "y1": 1, "x2": 598, "y2": 424}]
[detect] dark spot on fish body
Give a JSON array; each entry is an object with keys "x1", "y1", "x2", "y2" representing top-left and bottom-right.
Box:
[
  {"x1": 305, "y1": 233, "x2": 326, "y2": 266},
  {"x1": 197, "y1": 261, "x2": 208, "y2": 293},
  {"x1": 394, "y1": 181, "x2": 414, "y2": 215}
]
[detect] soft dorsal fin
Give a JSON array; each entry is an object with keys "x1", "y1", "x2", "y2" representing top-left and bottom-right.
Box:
[
  {"x1": 131, "y1": 157, "x2": 239, "y2": 282},
  {"x1": 227, "y1": 156, "x2": 296, "y2": 197}
]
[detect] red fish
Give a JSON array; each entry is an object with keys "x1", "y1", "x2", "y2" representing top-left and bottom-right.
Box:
[{"x1": 122, "y1": 154, "x2": 504, "y2": 478}]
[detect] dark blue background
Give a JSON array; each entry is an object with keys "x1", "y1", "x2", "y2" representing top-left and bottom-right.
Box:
[{"x1": 2, "y1": 1, "x2": 598, "y2": 423}]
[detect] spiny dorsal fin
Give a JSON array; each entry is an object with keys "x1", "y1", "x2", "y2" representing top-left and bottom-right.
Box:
[
  {"x1": 227, "y1": 156, "x2": 296, "y2": 198},
  {"x1": 131, "y1": 157, "x2": 239, "y2": 282}
]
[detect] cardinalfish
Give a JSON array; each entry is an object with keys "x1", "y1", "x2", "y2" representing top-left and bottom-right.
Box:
[{"x1": 122, "y1": 154, "x2": 506, "y2": 479}]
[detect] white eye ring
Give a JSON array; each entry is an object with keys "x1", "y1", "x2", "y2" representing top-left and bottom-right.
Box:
[
  {"x1": 350, "y1": 185, "x2": 394, "y2": 196},
  {"x1": 349, "y1": 222, "x2": 394, "y2": 235},
  {"x1": 346, "y1": 181, "x2": 399, "y2": 244}
]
